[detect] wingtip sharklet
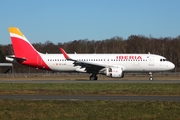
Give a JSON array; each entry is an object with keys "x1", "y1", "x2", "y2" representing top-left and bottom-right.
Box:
[{"x1": 60, "y1": 48, "x2": 69, "y2": 59}]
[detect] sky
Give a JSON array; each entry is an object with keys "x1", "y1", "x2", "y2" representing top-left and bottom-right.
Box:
[{"x1": 0, "y1": 0, "x2": 180, "y2": 45}]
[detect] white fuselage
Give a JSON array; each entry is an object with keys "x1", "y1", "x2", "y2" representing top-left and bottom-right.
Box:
[{"x1": 38, "y1": 53, "x2": 175, "y2": 72}]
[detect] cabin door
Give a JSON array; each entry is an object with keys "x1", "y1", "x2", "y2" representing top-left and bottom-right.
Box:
[{"x1": 37, "y1": 55, "x2": 42, "y2": 65}]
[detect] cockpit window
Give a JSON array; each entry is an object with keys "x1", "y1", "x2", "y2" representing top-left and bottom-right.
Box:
[{"x1": 160, "y1": 59, "x2": 167, "y2": 62}]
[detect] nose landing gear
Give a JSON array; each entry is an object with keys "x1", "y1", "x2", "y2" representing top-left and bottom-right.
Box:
[{"x1": 149, "y1": 72, "x2": 153, "y2": 81}]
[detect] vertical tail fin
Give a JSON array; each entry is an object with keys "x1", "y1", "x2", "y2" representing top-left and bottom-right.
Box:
[
  {"x1": 8, "y1": 27, "x2": 50, "y2": 70},
  {"x1": 8, "y1": 27, "x2": 38, "y2": 58}
]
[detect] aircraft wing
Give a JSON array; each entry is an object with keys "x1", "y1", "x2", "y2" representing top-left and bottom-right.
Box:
[{"x1": 60, "y1": 48, "x2": 105, "y2": 73}]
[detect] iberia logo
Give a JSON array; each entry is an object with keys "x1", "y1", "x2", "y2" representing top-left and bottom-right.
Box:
[{"x1": 116, "y1": 56, "x2": 142, "y2": 60}]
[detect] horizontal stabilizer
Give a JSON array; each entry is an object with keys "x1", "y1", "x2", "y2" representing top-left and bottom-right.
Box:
[{"x1": 6, "y1": 55, "x2": 26, "y2": 62}]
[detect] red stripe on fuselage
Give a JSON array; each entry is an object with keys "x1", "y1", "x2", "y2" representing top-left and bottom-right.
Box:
[{"x1": 11, "y1": 37, "x2": 51, "y2": 70}]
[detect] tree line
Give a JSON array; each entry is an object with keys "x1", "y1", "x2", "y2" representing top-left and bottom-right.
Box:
[{"x1": 0, "y1": 35, "x2": 180, "y2": 73}]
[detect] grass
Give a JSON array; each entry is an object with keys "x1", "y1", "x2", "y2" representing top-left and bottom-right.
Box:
[
  {"x1": 0, "y1": 83, "x2": 180, "y2": 119},
  {"x1": 0, "y1": 100, "x2": 179, "y2": 120},
  {"x1": 0, "y1": 83, "x2": 180, "y2": 95}
]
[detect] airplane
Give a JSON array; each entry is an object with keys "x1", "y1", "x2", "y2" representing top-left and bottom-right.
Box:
[{"x1": 6, "y1": 27, "x2": 175, "y2": 81}]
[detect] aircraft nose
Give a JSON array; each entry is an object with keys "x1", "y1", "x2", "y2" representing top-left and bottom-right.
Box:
[{"x1": 169, "y1": 62, "x2": 175, "y2": 70}]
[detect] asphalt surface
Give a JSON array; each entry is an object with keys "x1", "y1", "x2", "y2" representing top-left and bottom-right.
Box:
[
  {"x1": 0, "y1": 80, "x2": 180, "y2": 83},
  {"x1": 0, "y1": 95, "x2": 179, "y2": 101},
  {"x1": 0, "y1": 79, "x2": 180, "y2": 101}
]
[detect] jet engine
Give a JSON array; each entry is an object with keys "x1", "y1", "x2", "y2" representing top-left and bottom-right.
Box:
[{"x1": 105, "y1": 67, "x2": 124, "y2": 78}]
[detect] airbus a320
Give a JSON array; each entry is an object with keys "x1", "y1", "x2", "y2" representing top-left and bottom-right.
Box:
[{"x1": 6, "y1": 27, "x2": 175, "y2": 80}]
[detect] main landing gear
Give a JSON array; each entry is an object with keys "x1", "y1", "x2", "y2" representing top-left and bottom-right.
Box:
[
  {"x1": 89, "y1": 74, "x2": 98, "y2": 80},
  {"x1": 149, "y1": 72, "x2": 153, "y2": 81}
]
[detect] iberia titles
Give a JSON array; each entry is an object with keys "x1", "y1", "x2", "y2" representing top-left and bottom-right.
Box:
[{"x1": 116, "y1": 56, "x2": 142, "y2": 60}]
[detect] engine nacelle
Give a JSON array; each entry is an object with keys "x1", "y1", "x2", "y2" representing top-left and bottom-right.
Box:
[{"x1": 106, "y1": 67, "x2": 124, "y2": 78}]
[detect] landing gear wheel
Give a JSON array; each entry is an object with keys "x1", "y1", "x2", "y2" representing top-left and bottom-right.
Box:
[
  {"x1": 149, "y1": 77, "x2": 153, "y2": 81},
  {"x1": 149, "y1": 72, "x2": 153, "y2": 81},
  {"x1": 89, "y1": 75, "x2": 98, "y2": 80}
]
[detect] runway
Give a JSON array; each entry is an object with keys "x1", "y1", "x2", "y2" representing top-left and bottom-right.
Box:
[
  {"x1": 0, "y1": 80, "x2": 180, "y2": 83},
  {"x1": 0, "y1": 95, "x2": 179, "y2": 101}
]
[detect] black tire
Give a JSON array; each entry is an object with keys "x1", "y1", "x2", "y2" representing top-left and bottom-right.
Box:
[
  {"x1": 149, "y1": 77, "x2": 153, "y2": 81},
  {"x1": 94, "y1": 76, "x2": 98, "y2": 80},
  {"x1": 89, "y1": 76, "x2": 98, "y2": 80},
  {"x1": 90, "y1": 76, "x2": 94, "y2": 80}
]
